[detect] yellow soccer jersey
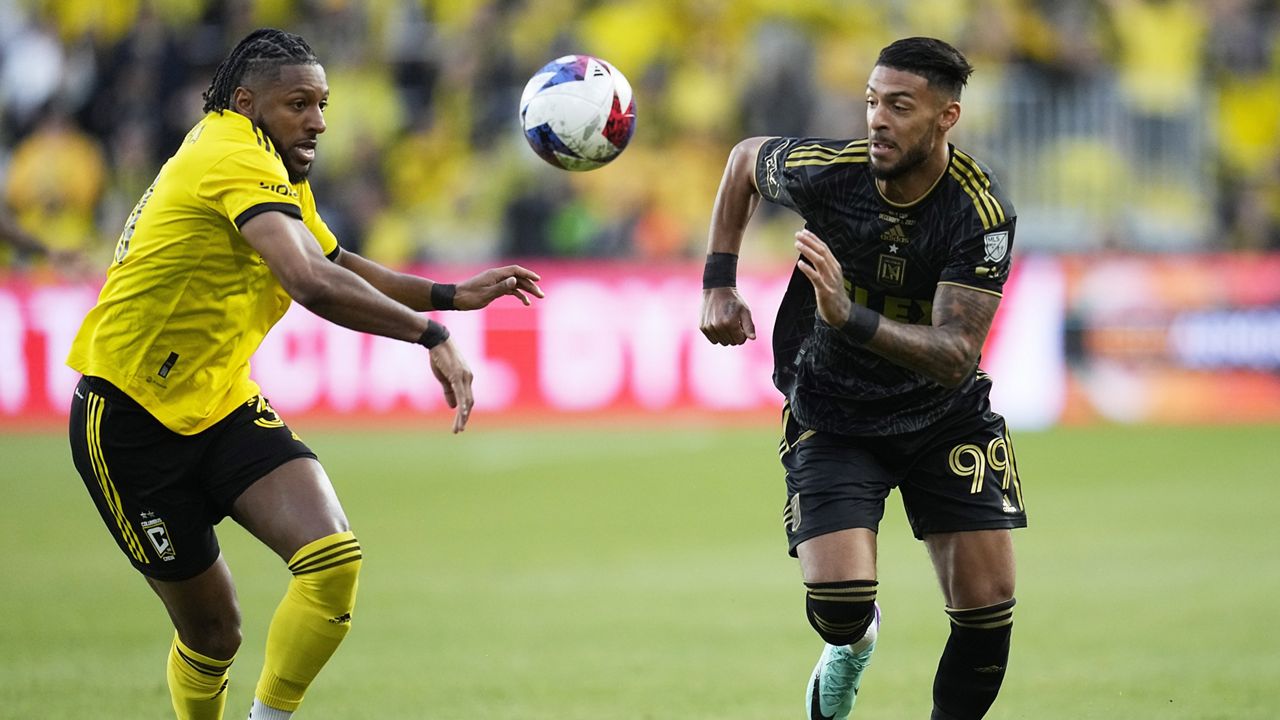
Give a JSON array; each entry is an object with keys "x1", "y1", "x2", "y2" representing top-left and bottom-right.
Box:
[{"x1": 67, "y1": 110, "x2": 339, "y2": 434}]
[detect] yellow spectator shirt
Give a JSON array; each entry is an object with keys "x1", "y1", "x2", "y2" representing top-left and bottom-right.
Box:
[{"x1": 67, "y1": 110, "x2": 339, "y2": 434}]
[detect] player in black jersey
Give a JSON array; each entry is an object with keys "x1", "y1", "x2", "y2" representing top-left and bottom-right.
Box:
[{"x1": 700, "y1": 38, "x2": 1025, "y2": 720}]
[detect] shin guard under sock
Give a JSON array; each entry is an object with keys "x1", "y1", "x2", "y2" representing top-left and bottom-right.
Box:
[
  {"x1": 254, "y1": 531, "x2": 362, "y2": 713},
  {"x1": 168, "y1": 633, "x2": 234, "y2": 720},
  {"x1": 932, "y1": 598, "x2": 1015, "y2": 720}
]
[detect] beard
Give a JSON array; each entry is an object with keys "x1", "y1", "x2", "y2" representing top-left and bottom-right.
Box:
[
  {"x1": 870, "y1": 137, "x2": 932, "y2": 181},
  {"x1": 255, "y1": 118, "x2": 309, "y2": 183},
  {"x1": 283, "y1": 160, "x2": 308, "y2": 184}
]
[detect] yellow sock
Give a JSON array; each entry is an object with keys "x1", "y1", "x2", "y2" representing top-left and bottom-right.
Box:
[
  {"x1": 254, "y1": 531, "x2": 362, "y2": 713},
  {"x1": 167, "y1": 633, "x2": 234, "y2": 720}
]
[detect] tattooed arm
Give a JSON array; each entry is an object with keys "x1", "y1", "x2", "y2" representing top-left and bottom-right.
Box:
[
  {"x1": 864, "y1": 283, "x2": 998, "y2": 387},
  {"x1": 794, "y1": 228, "x2": 998, "y2": 388}
]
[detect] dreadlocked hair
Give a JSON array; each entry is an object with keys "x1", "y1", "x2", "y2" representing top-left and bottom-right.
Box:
[{"x1": 202, "y1": 28, "x2": 318, "y2": 114}]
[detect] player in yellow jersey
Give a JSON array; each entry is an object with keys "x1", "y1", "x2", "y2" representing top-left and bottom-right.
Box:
[{"x1": 65, "y1": 28, "x2": 544, "y2": 720}]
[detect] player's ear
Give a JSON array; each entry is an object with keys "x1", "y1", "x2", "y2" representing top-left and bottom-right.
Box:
[
  {"x1": 938, "y1": 99, "x2": 961, "y2": 132},
  {"x1": 232, "y1": 86, "x2": 255, "y2": 115}
]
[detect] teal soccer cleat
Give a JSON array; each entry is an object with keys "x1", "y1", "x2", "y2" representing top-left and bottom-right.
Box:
[{"x1": 805, "y1": 604, "x2": 880, "y2": 720}]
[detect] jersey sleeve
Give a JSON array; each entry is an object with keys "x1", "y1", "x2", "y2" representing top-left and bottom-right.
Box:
[
  {"x1": 297, "y1": 181, "x2": 340, "y2": 259},
  {"x1": 939, "y1": 155, "x2": 1018, "y2": 295},
  {"x1": 939, "y1": 218, "x2": 1017, "y2": 295},
  {"x1": 753, "y1": 137, "x2": 853, "y2": 214},
  {"x1": 198, "y1": 148, "x2": 303, "y2": 228}
]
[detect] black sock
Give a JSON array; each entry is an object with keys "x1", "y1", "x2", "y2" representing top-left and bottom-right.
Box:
[{"x1": 931, "y1": 598, "x2": 1015, "y2": 720}]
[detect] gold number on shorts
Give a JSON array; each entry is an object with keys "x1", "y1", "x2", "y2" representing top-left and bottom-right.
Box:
[
  {"x1": 948, "y1": 443, "x2": 987, "y2": 494},
  {"x1": 948, "y1": 432, "x2": 1022, "y2": 503},
  {"x1": 987, "y1": 436, "x2": 1014, "y2": 490}
]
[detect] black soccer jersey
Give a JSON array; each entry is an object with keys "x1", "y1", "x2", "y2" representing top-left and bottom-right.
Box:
[{"x1": 754, "y1": 137, "x2": 1017, "y2": 436}]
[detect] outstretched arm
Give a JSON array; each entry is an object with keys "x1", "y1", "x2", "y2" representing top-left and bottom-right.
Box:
[
  {"x1": 241, "y1": 211, "x2": 475, "y2": 431},
  {"x1": 794, "y1": 228, "x2": 998, "y2": 387},
  {"x1": 335, "y1": 247, "x2": 544, "y2": 311},
  {"x1": 699, "y1": 136, "x2": 771, "y2": 346}
]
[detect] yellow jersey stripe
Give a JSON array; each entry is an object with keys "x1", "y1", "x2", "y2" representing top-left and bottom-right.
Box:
[
  {"x1": 785, "y1": 140, "x2": 869, "y2": 168},
  {"x1": 788, "y1": 155, "x2": 868, "y2": 168},
  {"x1": 789, "y1": 139, "x2": 868, "y2": 155},
  {"x1": 947, "y1": 166, "x2": 995, "y2": 229},
  {"x1": 951, "y1": 152, "x2": 999, "y2": 223},
  {"x1": 788, "y1": 145, "x2": 867, "y2": 157},
  {"x1": 86, "y1": 393, "x2": 149, "y2": 564},
  {"x1": 950, "y1": 150, "x2": 1005, "y2": 228},
  {"x1": 957, "y1": 156, "x2": 1004, "y2": 225}
]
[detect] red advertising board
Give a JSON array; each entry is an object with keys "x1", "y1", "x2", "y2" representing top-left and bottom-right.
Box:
[
  {"x1": 4, "y1": 254, "x2": 1276, "y2": 431},
  {"x1": 1, "y1": 263, "x2": 792, "y2": 429}
]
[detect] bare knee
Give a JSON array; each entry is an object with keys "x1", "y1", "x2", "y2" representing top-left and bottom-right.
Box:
[
  {"x1": 950, "y1": 576, "x2": 1015, "y2": 609},
  {"x1": 174, "y1": 608, "x2": 243, "y2": 660},
  {"x1": 925, "y1": 530, "x2": 1016, "y2": 608},
  {"x1": 797, "y1": 528, "x2": 878, "y2": 584},
  {"x1": 148, "y1": 559, "x2": 243, "y2": 661}
]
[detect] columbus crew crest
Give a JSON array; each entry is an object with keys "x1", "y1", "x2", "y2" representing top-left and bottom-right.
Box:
[{"x1": 140, "y1": 517, "x2": 177, "y2": 561}]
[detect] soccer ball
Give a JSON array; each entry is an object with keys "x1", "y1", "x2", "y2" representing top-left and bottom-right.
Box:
[{"x1": 519, "y1": 54, "x2": 636, "y2": 171}]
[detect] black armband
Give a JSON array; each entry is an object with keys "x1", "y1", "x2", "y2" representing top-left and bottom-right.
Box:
[
  {"x1": 430, "y1": 282, "x2": 457, "y2": 311},
  {"x1": 417, "y1": 319, "x2": 451, "y2": 349},
  {"x1": 841, "y1": 304, "x2": 881, "y2": 344},
  {"x1": 702, "y1": 252, "x2": 738, "y2": 289}
]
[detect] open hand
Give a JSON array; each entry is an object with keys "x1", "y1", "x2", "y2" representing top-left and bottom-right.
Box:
[
  {"x1": 454, "y1": 265, "x2": 545, "y2": 310},
  {"x1": 429, "y1": 339, "x2": 475, "y2": 433}
]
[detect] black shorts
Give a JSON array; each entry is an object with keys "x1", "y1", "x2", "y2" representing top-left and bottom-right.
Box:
[
  {"x1": 778, "y1": 398, "x2": 1027, "y2": 554},
  {"x1": 67, "y1": 376, "x2": 317, "y2": 581}
]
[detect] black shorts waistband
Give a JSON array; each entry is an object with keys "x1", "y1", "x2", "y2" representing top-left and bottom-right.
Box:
[{"x1": 80, "y1": 376, "x2": 140, "y2": 407}]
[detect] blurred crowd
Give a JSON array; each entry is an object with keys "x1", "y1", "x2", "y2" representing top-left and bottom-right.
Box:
[{"x1": 3, "y1": 0, "x2": 1280, "y2": 275}]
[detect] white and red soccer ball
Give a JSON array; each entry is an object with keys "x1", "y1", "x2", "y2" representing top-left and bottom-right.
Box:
[{"x1": 519, "y1": 54, "x2": 636, "y2": 171}]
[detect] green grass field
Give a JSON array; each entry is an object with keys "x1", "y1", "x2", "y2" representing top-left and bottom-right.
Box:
[{"x1": 3, "y1": 422, "x2": 1277, "y2": 719}]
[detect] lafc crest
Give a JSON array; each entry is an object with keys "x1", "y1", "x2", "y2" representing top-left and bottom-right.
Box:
[{"x1": 877, "y1": 254, "x2": 906, "y2": 287}]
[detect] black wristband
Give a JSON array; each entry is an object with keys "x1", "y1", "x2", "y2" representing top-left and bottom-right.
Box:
[
  {"x1": 841, "y1": 304, "x2": 881, "y2": 344},
  {"x1": 430, "y1": 282, "x2": 457, "y2": 311},
  {"x1": 702, "y1": 252, "x2": 738, "y2": 289},
  {"x1": 417, "y1": 319, "x2": 451, "y2": 349}
]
